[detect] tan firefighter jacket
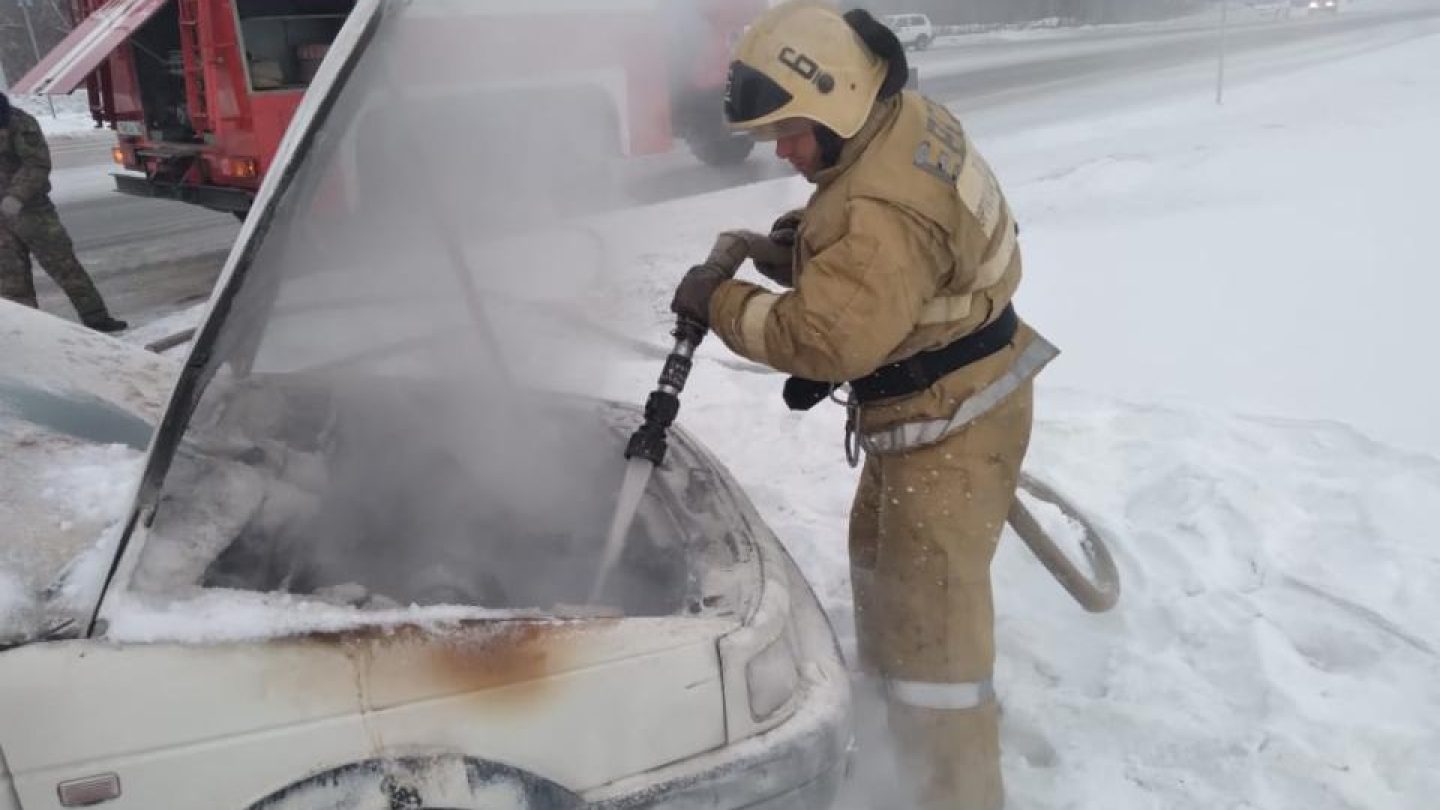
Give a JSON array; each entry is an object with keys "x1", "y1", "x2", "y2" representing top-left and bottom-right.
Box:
[{"x1": 709, "y1": 91, "x2": 1051, "y2": 435}]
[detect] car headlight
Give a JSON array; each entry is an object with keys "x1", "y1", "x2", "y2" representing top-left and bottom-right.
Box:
[
  {"x1": 718, "y1": 567, "x2": 801, "y2": 741},
  {"x1": 746, "y1": 625, "x2": 799, "y2": 720}
]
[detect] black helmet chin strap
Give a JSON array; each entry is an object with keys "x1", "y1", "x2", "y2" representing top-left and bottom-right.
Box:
[{"x1": 815, "y1": 125, "x2": 845, "y2": 169}]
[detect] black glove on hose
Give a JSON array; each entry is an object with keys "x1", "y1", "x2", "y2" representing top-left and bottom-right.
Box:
[
  {"x1": 770, "y1": 210, "x2": 802, "y2": 246},
  {"x1": 670, "y1": 231, "x2": 753, "y2": 326},
  {"x1": 670, "y1": 264, "x2": 729, "y2": 326}
]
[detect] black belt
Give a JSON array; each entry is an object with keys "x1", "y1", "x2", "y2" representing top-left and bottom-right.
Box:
[{"x1": 782, "y1": 304, "x2": 1019, "y2": 411}]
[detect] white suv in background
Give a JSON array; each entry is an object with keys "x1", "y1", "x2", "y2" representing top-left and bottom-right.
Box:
[{"x1": 883, "y1": 13, "x2": 934, "y2": 51}]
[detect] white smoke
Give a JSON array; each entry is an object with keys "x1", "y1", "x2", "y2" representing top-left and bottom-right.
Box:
[{"x1": 128, "y1": 0, "x2": 767, "y2": 615}]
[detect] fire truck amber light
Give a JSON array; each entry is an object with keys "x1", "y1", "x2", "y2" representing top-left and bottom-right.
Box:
[
  {"x1": 111, "y1": 147, "x2": 125, "y2": 165},
  {"x1": 222, "y1": 158, "x2": 259, "y2": 179},
  {"x1": 57, "y1": 772, "x2": 121, "y2": 806}
]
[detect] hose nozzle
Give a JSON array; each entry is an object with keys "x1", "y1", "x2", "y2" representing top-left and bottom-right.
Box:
[{"x1": 623, "y1": 317, "x2": 708, "y2": 466}]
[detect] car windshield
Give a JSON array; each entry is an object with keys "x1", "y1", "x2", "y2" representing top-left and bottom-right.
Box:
[{"x1": 125, "y1": 0, "x2": 700, "y2": 617}]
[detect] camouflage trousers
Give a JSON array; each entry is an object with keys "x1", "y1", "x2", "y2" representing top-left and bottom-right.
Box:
[
  {"x1": 850, "y1": 380, "x2": 1034, "y2": 810},
  {"x1": 0, "y1": 201, "x2": 111, "y2": 322}
]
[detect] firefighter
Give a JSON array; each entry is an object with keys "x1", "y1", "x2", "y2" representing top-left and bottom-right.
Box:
[
  {"x1": 669, "y1": 3, "x2": 1058, "y2": 807},
  {"x1": 0, "y1": 93, "x2": 126, "y2": 332}
]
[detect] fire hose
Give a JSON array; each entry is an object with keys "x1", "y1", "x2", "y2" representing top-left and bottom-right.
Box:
[
  {"x1": 1010, "y1": 472, "x2": 1121, "y2": 612},
  {"x1": 608, "y1": 315, "x2": 1120, "y2": 613}
]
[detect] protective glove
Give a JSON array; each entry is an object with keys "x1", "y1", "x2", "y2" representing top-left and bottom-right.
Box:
[
  {"x1": 702, "y1": 231, "x2": 750, "y2": 277},
  {"x1": 0, "y1": 196, "x2": 22, "y2": 218},
  {"x1": 669, "y1": 231, "x2": 752, "y2": 326},
  {"x1": 749, "y1": 209, "x2": 802, "y2": 287},
  {"x1": 670, "y1": 264, "x2": 729, "y2": 326}
]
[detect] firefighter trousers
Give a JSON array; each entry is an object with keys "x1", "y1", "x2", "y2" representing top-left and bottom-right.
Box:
[{"x1": 849, "y1": 380, "x2": 1033, "y2": 810}]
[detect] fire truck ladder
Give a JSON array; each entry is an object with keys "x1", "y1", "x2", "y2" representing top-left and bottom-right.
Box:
[{"x1": 177, "y1": 0, "x2": 211, "y2": 132}]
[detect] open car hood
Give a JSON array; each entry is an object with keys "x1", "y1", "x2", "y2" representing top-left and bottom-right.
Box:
[{"x1": 90, "y1": 0, "x2": 760, "y2": 635}]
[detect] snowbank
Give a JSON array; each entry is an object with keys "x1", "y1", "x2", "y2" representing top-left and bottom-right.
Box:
[
  {"x1": 11, "y1": 93, "x2": 102, "y2": 139},
  {"x1": 996, "y1": 390, "x2": 1440, "y2": 808},
  {"x1": 981, "y1": 17, "x2": 1440, "y2": 457}
]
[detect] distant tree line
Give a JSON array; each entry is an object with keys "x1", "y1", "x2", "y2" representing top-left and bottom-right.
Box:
[
  {"x1": 854, "y1": 0, "x2": 1208, "y2": 26},
  {"x1": 0, "y1": 0, "x2": 1216, "y2": 91},
  {"x1": 0, "y1": 0, "x2": 74, "y2": 90}
]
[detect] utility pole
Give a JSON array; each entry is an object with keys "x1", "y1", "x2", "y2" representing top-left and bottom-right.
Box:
[
  {"x1": 17, "y1": 0, "x2": 57, "y2": 117},
  {"x1": 1215, "y1": 0, "x2": 1230, "y2": 105}
]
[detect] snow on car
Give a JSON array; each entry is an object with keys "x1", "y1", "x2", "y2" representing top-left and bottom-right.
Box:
[
  {"x1": 0, "y1": 1, "x2": 850, "y2": 808},
  {"x1": 0, "y1": 300, "x2": 168, "y2": 646}
]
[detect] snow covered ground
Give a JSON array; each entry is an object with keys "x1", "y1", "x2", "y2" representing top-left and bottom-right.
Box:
[
  {"x1": 3, "y1": 8, "x2": 1438, "y2": 809},
  {"x1": 986, "y1": 26, "x2": 1440, "y2": 459},
  {"x1": 912, "y1": 0, "x2": 1421, "y2": 78},
  {"x1": 11, "y1": 92, "x2": 100, "y2": 139}
]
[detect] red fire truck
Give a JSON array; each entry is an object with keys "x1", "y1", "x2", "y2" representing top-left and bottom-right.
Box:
[{"x1": 13, "y1": 0, "x2": 766, "y2": 217}]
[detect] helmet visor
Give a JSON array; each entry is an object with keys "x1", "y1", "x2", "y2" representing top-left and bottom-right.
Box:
[{"x1": 724, "y1": 60, "x2": 793, "y2": 127}]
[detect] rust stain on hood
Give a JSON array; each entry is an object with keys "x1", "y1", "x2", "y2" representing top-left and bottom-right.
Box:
[{"x1": 301, "y1": 619, "x2": 617, "y2": 712}]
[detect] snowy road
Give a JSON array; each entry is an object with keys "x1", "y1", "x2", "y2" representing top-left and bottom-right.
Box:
[
  {"x1": 37, "y1": 146, "x2": 238, "y2": 329},
  {"x1": 627, "y1": 1, "x2": 1440, "y2": 202}
]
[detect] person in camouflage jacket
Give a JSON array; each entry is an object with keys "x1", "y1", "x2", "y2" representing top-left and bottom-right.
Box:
[{"x1": 0, "y1": 93, "x2": 125, "y2": 332}]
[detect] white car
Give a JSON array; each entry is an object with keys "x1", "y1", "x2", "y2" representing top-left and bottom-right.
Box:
[
  {"x1": 0, "y1": 1, "x2": 851, "y2": 807},
  {"x1": 882, "y1": 13, "x2": 934, "y2": 51}
]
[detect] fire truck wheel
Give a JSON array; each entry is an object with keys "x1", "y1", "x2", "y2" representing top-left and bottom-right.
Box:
[{"x1": 688, "y1": 135, "x2": 756, "y2": 167}]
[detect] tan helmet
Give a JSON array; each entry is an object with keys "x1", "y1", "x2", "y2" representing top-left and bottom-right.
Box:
[{"x1": 724, "y1": 1, "x2": 887, "y2": 141}]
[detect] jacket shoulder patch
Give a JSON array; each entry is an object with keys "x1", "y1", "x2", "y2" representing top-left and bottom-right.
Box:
[{"x1": 912, "y1": 98, "x2": 967, "y2": 184}]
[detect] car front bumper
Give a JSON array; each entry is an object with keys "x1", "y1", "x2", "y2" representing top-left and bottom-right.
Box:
[
  {"x1": 587, "y1": 650, "x2": 851, "y2": 810},
  {"x1": 586, "y1": 539, "x2": 853, "y2": 810}
]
